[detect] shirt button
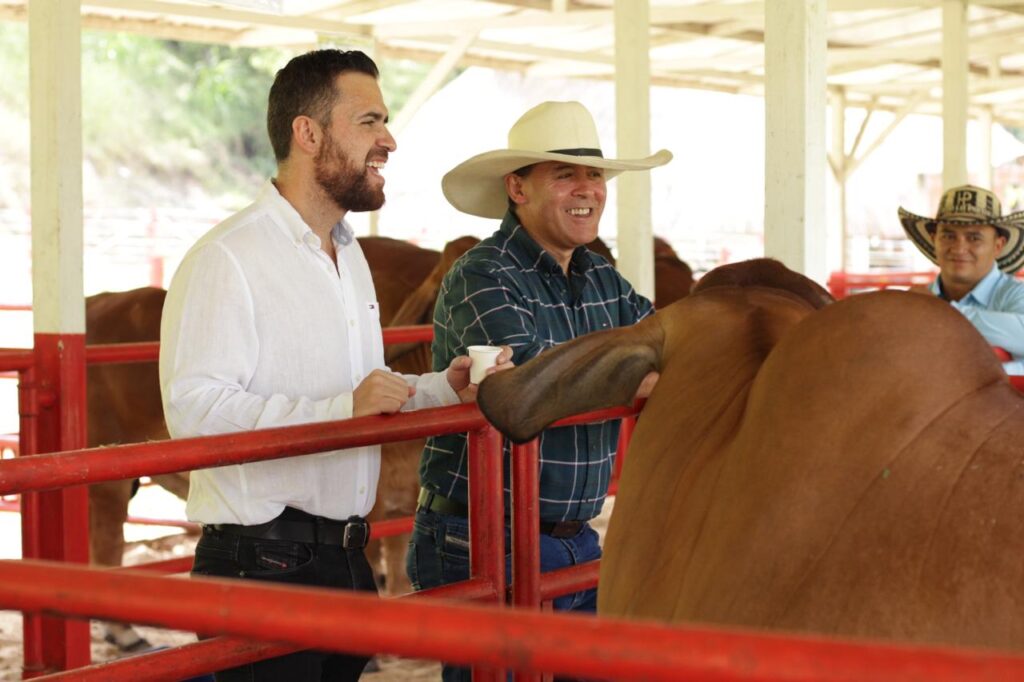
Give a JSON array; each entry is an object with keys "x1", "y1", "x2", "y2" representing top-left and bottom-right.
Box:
[
  {"x1": 358, "y1": 486, "x2": 366, "y2": 495},
  {"x1": 349, "y1": 320, "x2": 355, "y2": 327}
]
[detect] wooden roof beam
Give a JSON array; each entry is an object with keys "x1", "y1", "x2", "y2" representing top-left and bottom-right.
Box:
[{"x1": 81, "y1": 0, "x2": 372, "y2": 37}]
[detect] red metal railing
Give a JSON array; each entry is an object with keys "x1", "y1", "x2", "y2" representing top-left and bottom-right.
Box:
[
  {"x1": 4, "y1": 344, "x2": 638, "y2": 679},
  {"x1": 9, "y1": 559, "x2": 1024, "y2": 682},
  {"x1": 83, "y1": 325, "x2": 433, "y2": 366},
  {"x1": 828, "y1": 271, "x2": 937, "y2": 299},
  {"x1": 7, "y1": 319, "x2": 1024, "y2": 678}
]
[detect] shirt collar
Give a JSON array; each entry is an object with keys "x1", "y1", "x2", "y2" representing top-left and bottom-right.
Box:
[
  {"x1": 934, "y1": 262, "x2": 1001, "y2": 305},
  {"x1": 499, "y1": 210, "x2": 593, "y2": 277},
  {"x1": 260, "y1": 179, "x2": 354, "y2": 249}
]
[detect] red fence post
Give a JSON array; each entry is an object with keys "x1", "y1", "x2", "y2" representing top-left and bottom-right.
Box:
[
  {"x1": 610, "y1": 415, "x2": 635, "y2": 495},
  {"x1": 17, "y1": 364, "x2": 43, "y2": 676},
  {"x1": 511, "y1": 439, "x2": 541, "y2": 682},
  {"x1": 25, "y1": 334, "x2": 90, "y2": 675},
  {"x1": 467, "y1": 425, "x2": 505, "y2": 682}
]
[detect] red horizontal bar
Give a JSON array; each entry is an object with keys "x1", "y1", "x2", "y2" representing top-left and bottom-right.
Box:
[
  {"x1": 408, "y1": 577, "x2": 498, "y2": 603},
  {"x1": 0, "y1": 350, "x2": 33, "y2": 373},
  {"x1": 369, "y1": 516, "x2": 413, "y2": 539},
  {"x1": 550, "y1": 401, "x2": 644, "y2": 428},
  {"x1": 0, "y1": 402, "x2": 643, "y2": 497},
  {"x1": 4, "y1": 559, "x2": 1024, "y2": 682},
  {"x1": 35, "y1": 635, "x2": 296, "y2": 682},
  {"x1": 536, "y1": 561, "x2": 600, "y2": 602},
  {"x1": 0, "y1": 303, "x2": 32, "y2": 312},
  {"x1": 84, "y1": 342, "x2": 159, "y2": 365},
  {"x1": 121, "y1": 556, "x2": 193, "y2": 574},
  {"x1": 381, "y1": 325, "x2": 434, "y2": 345},
  {"x1": 81, "y1": 325, "x2": 433, "y2": 366},
  {"x1": 0, "y1": 403, "x2": 487, "y2": 496},
  {"x1": 829, "y1": 272, "x2": 937, "y2": 286}
]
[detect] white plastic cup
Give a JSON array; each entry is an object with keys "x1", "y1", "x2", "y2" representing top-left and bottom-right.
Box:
[{"x1": 467, "y1": 345, "x2": 502, "y2": 384}]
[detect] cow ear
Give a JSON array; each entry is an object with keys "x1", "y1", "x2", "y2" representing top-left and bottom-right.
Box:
[{"x1": 477, "y1": 319, "x2": 663, "y2": 443}]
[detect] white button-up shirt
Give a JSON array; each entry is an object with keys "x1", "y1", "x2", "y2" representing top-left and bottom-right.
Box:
[{"x1": 159, "y1": 181, "x2": 458, "y2": 524}]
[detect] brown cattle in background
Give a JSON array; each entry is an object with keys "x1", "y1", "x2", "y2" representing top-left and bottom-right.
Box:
[
  {"x1": 84, "y1": 235, "x2": 477, "y2": 649},
  {"x1": 587, "y1": 236, "x2": 694, "y2": 308},
  {"x1": 364, "y1": 236, "x2": 479, "y2": 596}
]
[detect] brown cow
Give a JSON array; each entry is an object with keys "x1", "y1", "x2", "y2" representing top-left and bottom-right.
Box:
[
  {"x1": 588, "y1": 236, "x2": 693, "y2": 308},
  {"x1": 479, "y1": 259, "x2": 1024, "y2": 652},
  {"x1": 85, "y1": 236, "x2": 477, "y2": 649}
]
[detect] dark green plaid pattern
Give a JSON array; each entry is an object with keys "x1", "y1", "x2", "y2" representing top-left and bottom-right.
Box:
[{"x1": 419, "y1": 211, "x2": 654, "y2": 522}]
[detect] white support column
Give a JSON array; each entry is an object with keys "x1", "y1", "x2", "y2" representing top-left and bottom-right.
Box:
[
  {"x1": 28, "y1": 0, "x2": 91, "y2": 671},
  {"x1": 764, "y1": 0, "x2": 828, "y2": 284},
  {"x1": 829, "y1": 88, "x2": 847, "y2": 275},
  {"x1": 31, "y1": 0, "x2": 84, "y2": 335},
  {"x1": 943, "y1": 0, "x2": 969, "y2": 189},
  {"x1": 614, "y1": 0, "x2": 653, "y2": 300},
  {"x1": 979, "y1": 106, "x2": 994, "y2": 190}
]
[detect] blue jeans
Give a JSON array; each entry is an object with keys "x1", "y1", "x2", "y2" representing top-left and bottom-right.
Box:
[
  {"x1": 406, "y1": 509, "x2": 601, "y2": 682},
  {"x1": 192, "y1": 526, "x2": 377, "y2": 682}
]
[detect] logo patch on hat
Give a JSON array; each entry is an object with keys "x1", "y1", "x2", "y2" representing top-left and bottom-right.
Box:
[{"x1": 951, "y1": 189, "x2": 977, "y2": 214}]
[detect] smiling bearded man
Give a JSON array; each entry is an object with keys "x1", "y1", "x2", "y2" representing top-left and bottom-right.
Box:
[
  {"x1": 159, "y1": 49, "x2": 510, "y2": 682},
  {"x1": 314, "y1": 119, "x2": 388, "y2": 212},
  {"x1": 900, "y1": 184, "x2": 1024, "y2": 374},
  {"x1": 406, "y1": 100, "x2": 671, "y2": 682}
]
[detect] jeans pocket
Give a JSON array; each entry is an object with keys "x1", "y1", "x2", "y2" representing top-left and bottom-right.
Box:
[
  {"x1": 242, "y1": 540, "x2": 314, "y2": 581},
  {"x1": 438, "y1": 516, "x2": 471, "y2": 583},
  {"x1": 192, "y1": 531, "x2": 242, "y2": 578}
]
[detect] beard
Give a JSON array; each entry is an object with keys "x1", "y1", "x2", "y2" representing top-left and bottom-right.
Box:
[{"x1": 314, "y1": 130, "x2": 385, "y2": 213}]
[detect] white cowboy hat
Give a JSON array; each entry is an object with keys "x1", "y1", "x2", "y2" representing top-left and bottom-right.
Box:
[
  {"x1": 442, "y1": 100, "x2": 673, "y2": 219},
  {"x1": 899, "y1": 184, "x2": 1024, "y2": 273}
]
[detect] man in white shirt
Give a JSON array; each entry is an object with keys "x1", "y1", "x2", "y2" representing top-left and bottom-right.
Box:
[
  {"x1": 900, "y1": 184, "x2": 1024, "y2": 375},
  {"x1": 159, "y1": 49, "x2": 508, "y2": 682}
]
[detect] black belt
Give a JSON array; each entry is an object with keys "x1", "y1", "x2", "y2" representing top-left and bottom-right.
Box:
[
  {"x1": 417, "y1": 488, "x2": 585, "y2": 539},
  {"x1": 206, "y1": 507, "x2": 370, "y2": 549}
]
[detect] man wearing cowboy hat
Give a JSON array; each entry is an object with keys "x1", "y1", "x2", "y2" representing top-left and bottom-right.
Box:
[
  {"x1": 407, "y1": 100, "x2": 670, "y2": 679},
  {"x1": 899, "y1": 184, "x2": 1024, "y2": 374}
]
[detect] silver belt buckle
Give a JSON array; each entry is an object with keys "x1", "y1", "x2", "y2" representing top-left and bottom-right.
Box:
[{"x1": 342, "y1": 518, "x2": 369, "y2": 549}]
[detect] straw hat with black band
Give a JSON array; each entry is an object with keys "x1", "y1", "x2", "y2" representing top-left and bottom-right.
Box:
[
  {"x1": 442, "y1": 100, "x2": 672, "y2": 219},
  {"x1": 898, "y1": 184, "x2": 1024, "y2": 273}
]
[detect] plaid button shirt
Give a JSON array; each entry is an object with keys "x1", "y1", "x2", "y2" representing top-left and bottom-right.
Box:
[{"x1": 420, "y1": 211, "x2": 654, "y2": 522}]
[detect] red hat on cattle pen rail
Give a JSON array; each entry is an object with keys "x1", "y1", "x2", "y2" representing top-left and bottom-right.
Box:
[
  {"x1": 441, "y1": 100, "x2": 673, "y2": 219},
  {"x1": 898, "y1": 184, "x2": 1024, "y2": 273}
]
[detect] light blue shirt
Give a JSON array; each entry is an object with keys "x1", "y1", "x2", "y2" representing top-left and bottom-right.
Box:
[{"x1": 932, "y1": 263, "x2": 1024, "y2": 375}]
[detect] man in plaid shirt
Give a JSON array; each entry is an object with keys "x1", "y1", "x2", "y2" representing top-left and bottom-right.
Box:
[{"x1": 407, "y1": 101, "x2": 671, "y2": 679}]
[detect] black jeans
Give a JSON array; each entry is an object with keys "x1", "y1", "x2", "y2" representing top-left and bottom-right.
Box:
[{"x1": 192, "y1": 520, "x2": 377, "y2": 681}]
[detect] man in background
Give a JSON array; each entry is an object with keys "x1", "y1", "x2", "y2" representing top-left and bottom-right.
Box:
[{"x1": 900, "y1": 184, "x2": 1024, "y2": 374}]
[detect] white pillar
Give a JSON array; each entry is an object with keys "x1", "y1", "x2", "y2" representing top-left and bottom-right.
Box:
[
  {"x1": 28, "y1": 0, "x2": 91, "y2": 670},
  {"x1": 31, "y1": 0, "x2": 84, "y2": 334},
  {"x1": 979, "y1": 106, "x2": 994, "y2": 190},
  {"x1": 829, "y1": 88, "x2": 848, "y2": 274},
  {"x1": 614, "y1": 0, "x2": 654, "y2": 300},
  {"x1": 943, "y1": 0, "x2": 969, "y2": 189},
  {"x1": 764, "y1": 0, "x2": 828, "y2": 284}
]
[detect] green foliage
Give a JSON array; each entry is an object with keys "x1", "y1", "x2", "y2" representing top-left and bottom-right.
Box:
[
  {"x1": 0, "y1": 24, "x2": 28, "y2": 113},
  {"x1": 0, "y1": 24, "x2": 434, "y2": 207},
  {"x1": 78, "y1": 32, "x2": 286, "y2": 196}
]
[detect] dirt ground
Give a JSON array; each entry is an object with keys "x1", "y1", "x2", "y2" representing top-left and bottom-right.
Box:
[{"x1": 0, "y1": 485, "x2": 614, "y2": 680}]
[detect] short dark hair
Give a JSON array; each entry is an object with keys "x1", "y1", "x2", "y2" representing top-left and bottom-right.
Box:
[{"x1": 267, "y1": 49, "x2": 380, "y2": 162}]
